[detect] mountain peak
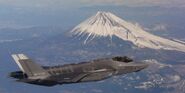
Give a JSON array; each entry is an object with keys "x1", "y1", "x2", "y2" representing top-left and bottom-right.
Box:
[
  {"x1": 72, "y1": 11, "x2": 123, "y2": 37},
  {"x1": 96, "y1": 11, "x2": 107, "y2": 14},
  {"x1": 96, "y1": 11, "x2": 112, "y2": 16},
  {"x1": 71, "y1": 11, "x2": 185, "y2": 52}
]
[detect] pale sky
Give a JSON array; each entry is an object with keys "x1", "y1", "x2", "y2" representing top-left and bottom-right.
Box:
[{"x1": 0, "y1": 0, "x2": 184, "y2": 9}]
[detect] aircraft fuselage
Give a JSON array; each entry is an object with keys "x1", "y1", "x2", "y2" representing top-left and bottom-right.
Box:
[{"x1": 10, "y1": 55, "x2": 148, "y2": 86}]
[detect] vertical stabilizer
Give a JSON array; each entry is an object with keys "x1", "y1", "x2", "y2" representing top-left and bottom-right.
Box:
[{"x1": 11, "y1": 54, "x2": 48, "y2": 78}]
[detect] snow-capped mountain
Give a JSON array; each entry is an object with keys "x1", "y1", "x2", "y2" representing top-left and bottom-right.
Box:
[{"x1": 72, "y1": 11, "x2": 185, "y2": 52}]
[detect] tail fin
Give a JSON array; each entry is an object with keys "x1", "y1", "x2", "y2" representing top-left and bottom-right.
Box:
[{"x1": 11, "y1": 54, "x2": 48, "y2": 77}]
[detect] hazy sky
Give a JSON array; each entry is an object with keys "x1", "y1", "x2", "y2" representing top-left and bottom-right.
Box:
[
  {"x1": 0, "y1": 0, "x2": 184, "y2": 29},
  {"x1": 0, "y1": 0, "x2": 184, "y2": 9}
]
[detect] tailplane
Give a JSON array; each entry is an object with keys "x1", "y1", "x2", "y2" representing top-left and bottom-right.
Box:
[{"x1": 11, "y1": 54, "x2": 48, "y2": 78}]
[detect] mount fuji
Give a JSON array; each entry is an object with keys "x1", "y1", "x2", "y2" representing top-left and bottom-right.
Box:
[{"x1": 72, "y1": 11, "x2": 185, "y2": 53}]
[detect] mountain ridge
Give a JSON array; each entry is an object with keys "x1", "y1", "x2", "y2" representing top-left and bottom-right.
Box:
[{"x1": 72, "y1": 11, "x2": 185, "y2": 52}]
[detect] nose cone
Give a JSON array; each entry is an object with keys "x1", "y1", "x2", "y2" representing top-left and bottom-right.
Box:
[
  {"x1": 134, "y1": 62, "x2": 149, "y2": 72},
  {"x1": 115, "y1": 62, "x2": 149, "y2": 75}
]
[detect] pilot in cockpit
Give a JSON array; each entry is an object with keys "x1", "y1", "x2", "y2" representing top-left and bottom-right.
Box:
[{"x1": 112, "y1": 56, "x2": 133, "y2": 63}]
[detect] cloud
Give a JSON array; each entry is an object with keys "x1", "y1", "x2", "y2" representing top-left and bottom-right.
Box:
[
  {"x1": 91, "y1": 89, "x2": 103, "y2": 93},
  {"x1": 151, "y1": 24, "x2": 168, "y2": 31},
  {"x1": 0, "y1": 0, "x2": 80, "y2": 8},
  {"x1": 81, "y1": 0, "x2": 123, "y2": 5},
  {"x1": 170, "y1": 75, "x2": 181, "y2": 82},
  {"x1": 124, "y1": 0, "x2": 183, "y2": 7},
  {"x1": 81, "y1": 0, "x2": 185, "y2": 8},
  {"x1": 144, "y1": 24, "x2": 168, "y2": 32},
  {"x1": 0, "y1": 39, "x2": 23, "y2": 43},
  {"x1": 0, "y1": 0, "x2": 184, "y2": 9},
  {"x1": 0, "y1": 21, "x2": 31, "y2": 29}
]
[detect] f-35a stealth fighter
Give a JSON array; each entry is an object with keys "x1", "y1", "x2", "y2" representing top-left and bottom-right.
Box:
[{"x1": 10, "y1": 54, "x2": 148, "y2": 86}]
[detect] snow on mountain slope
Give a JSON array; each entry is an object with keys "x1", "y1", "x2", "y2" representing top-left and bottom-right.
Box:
[{"x1": 71, "y1": 11, "x2": 185, "y2": 52}]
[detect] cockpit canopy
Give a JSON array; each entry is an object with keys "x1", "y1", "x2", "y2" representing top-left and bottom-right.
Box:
[{"x1": 112, "y1": 56, "x2": 133, "y2": 63}]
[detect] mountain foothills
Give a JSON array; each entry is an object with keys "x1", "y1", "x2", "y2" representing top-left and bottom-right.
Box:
[{"x1": 72, "y1": 11, "x2": 185, "y2": 52}]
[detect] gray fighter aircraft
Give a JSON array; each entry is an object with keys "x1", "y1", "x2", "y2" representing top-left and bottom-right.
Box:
[{"x1": 9, "y1": 54, "x2": 148, "y2": 86}]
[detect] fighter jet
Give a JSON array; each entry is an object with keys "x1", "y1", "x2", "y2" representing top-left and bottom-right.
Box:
[{"x1": 9, "y1": 54, "x2": 148, "y2": 86}]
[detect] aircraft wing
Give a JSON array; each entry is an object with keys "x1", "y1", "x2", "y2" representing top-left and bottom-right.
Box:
[{"x1": 72, "y1": 69, "x2": 114, "y2": 82}]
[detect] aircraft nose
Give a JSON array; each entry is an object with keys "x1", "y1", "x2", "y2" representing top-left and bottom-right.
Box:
[
  {"x1": 141, "y1": 63, "x2": 149, "y2": 69},
  {"x1": 115, "y1": 62, "x2": 149, "y2": 75},
  {"x1": 135, "y1": 62, "x2": 149, "y2": 72}
]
